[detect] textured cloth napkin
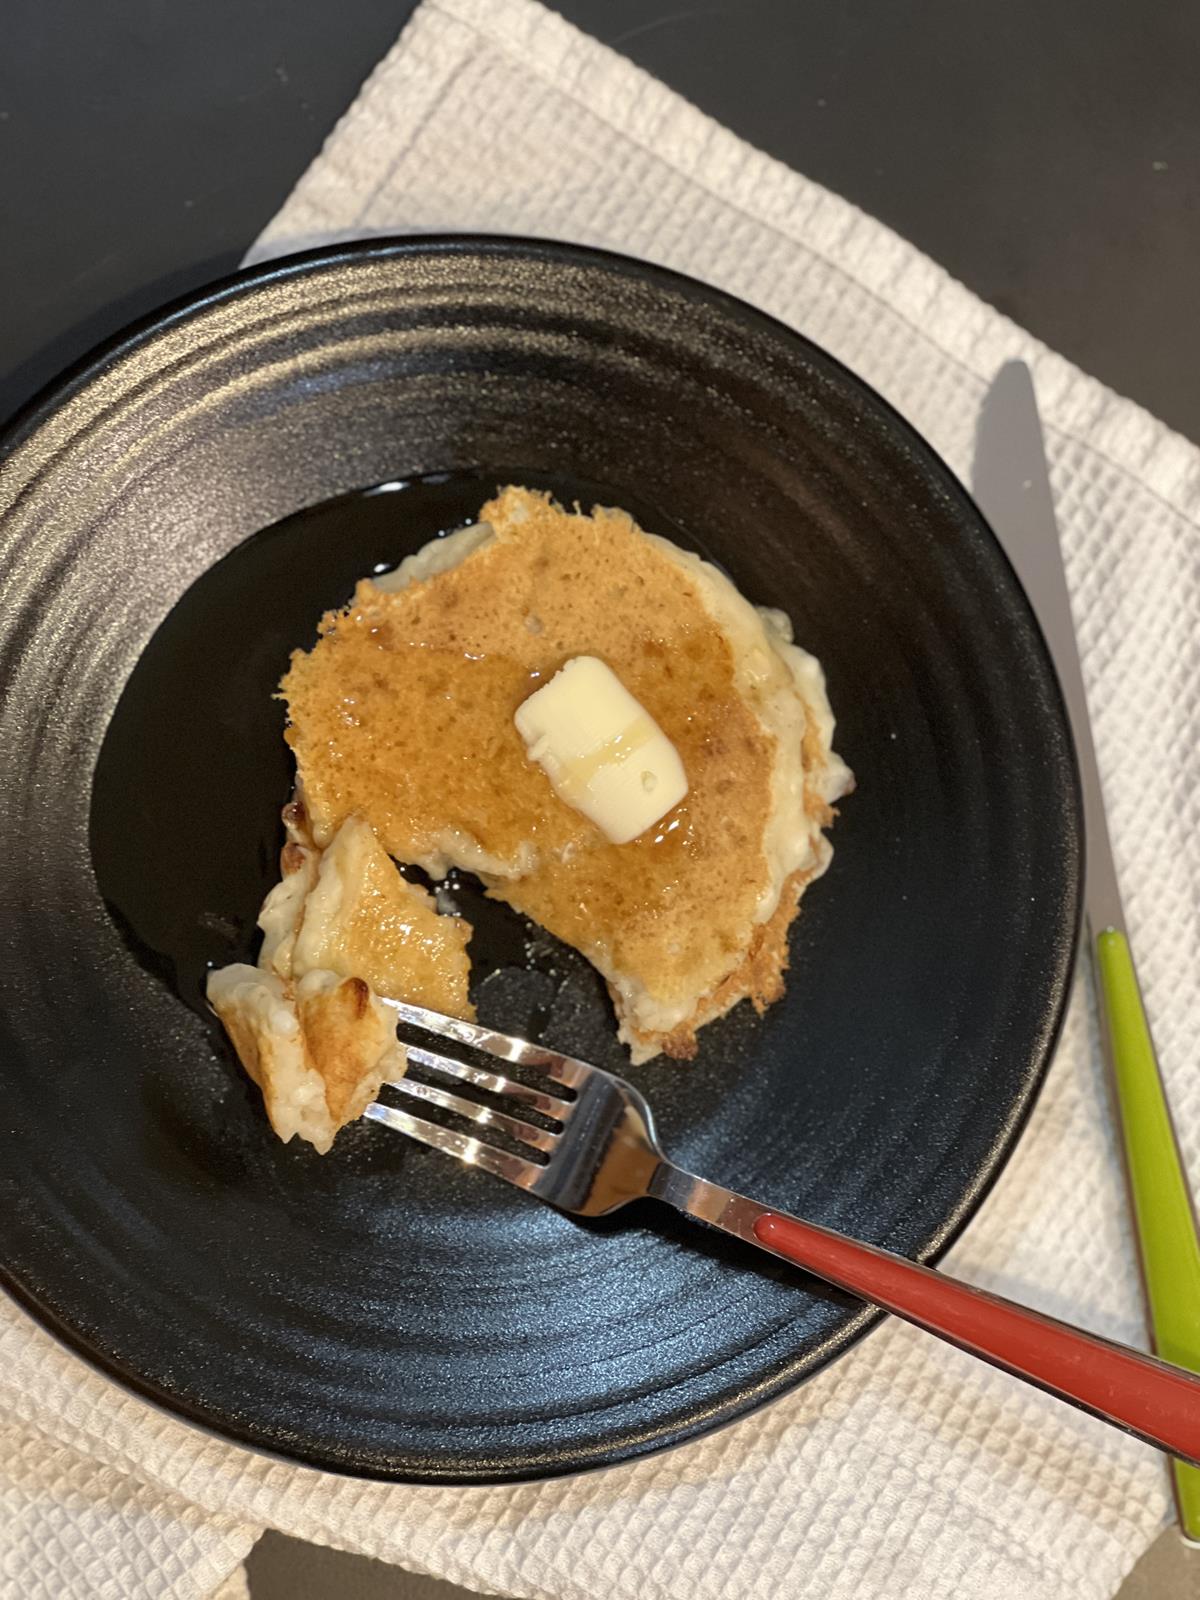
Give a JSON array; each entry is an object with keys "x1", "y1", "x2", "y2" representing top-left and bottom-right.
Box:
[{"x1": 4, "y1": 0, "x2": 1200, "y2": 1596}]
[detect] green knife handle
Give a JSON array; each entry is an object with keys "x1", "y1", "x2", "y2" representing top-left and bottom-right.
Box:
[{"x1": 1096, "y1": 928, "x2": 1200, "y2": 1541}]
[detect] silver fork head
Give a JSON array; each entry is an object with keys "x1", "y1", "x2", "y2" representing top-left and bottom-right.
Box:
[{"x1": 365, "y1": 999, "x2": 667, "y2": 1216}]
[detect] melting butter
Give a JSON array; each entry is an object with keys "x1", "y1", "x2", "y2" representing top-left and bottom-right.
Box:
[{"x1": 514, "y1": 656, "x2": 688, "y2": 844}]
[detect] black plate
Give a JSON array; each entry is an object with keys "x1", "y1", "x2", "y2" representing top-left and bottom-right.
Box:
[{"x1": 0, "y1": 238, "x2": 1080, "y2": 1483}]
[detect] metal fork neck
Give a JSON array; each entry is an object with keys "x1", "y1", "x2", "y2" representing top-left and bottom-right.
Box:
[{"x1": 649, "y1": 1163, "x2": 771, "y2": 1246}]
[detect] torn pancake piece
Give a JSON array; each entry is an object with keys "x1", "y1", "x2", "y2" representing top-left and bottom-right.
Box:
[
  {"x1": 207, "y1": 806, "x2": 473, "y2": 1151},
  {"x1": 290, "y1": 813, "x2": 474, "y2": 1017},
  {"x1": 207, "y1": 965, "x2": 400, "y2": 1155}
]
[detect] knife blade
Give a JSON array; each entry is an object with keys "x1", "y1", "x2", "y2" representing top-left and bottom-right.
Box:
[
  {"x1": 973, "y1": 362, "x2": 1124, "y2": 932},
  {"x1": 973, "y1": 360, "x2": 1200, "y2": 1541}
]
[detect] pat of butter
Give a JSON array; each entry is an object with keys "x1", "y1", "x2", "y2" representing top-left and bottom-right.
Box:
[{"x1": 515, "y1": 656, "x2": 688, "y2": 844}]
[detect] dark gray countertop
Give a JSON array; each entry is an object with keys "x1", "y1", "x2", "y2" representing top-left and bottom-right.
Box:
[{"x1": 2, "y1": 0, "x2": 1198, "y2": 440}]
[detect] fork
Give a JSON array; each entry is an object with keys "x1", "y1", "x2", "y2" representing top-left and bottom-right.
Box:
[{"x1": 368, "y1": 999, "x2": 1200, "y2": 1467}]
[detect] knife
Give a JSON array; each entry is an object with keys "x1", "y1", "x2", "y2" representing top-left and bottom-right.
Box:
[{"x1": 973, "y1": 360, "x2": 1200, "y2": 1540}]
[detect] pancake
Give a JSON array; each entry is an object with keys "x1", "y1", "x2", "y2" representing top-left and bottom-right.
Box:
[
  {"x1": 288, "y1": 810, "x2": 473, "y2": 1018},
  {"x1": 208, "y1": 963, "x2": 400, "y2": 1154},
  {"x1": 281, "y1": 486, "x2": 851, "y2": 1065},
  {"x1": 207, "y1": 802, "x2": 472, "y2": 1151}
]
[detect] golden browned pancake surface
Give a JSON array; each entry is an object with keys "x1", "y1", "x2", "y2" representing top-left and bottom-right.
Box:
[
  {"x1": 291, "y1": 812, "x2": 474, "y2": 1018},
  {"x1": 282, "y1": 489, "x2": 830, "y2": 1055}
]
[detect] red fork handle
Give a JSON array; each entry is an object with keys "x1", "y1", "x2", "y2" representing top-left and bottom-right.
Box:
[{"x1": 754, "y1": 1212, "x2": 1200, "y2": 1466}]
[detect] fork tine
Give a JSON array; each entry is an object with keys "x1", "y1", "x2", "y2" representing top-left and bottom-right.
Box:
[
  {"x1": 381, "y1": 998, "x2": 589, "y2": 1089},
  {"x1": 385, "y1": 1075, "x2": 558, "y2": 1153},
  {"x1": 398, "y1": 1043, "x2": 574, "y2": 1118},
  {"x1": 363, "y1": 1101, "x2": 544, "y2": 1190}
]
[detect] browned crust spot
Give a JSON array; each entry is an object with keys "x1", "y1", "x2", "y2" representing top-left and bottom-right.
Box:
[
  {"x1": 624, "y1": 863, "x2": 818, "y2": 1061},
  {"x1": 280, "y1": 841, "x2": 308, "y2": 876},
  {"x1": 297, "y1": 976, "x2": 391, "y2": 1126}
]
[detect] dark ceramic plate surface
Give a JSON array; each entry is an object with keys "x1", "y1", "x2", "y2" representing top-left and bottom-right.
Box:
[{"x1": 0, "y1": 238, "x2": 1080, "y2": 1483}]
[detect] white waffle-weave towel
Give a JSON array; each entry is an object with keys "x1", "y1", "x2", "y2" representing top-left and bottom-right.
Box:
[{"x1": 3, "y1": 1, "x2": 1199, "y2": 1596}]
